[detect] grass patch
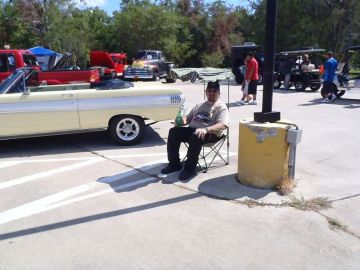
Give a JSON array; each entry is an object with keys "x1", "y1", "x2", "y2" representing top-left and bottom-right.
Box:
[
  {"x1": 326, "y1": 217, "x2": 346, "y2": 231},
  {"x1": 289, "y1": 196, "x2": 332, "y2": 211},
  {"x1": 276, "y1": 178, "x2": 295, "y2": 196},
  {"x1": 242, "y1": 199, "x2": 266, "y2": 208}
]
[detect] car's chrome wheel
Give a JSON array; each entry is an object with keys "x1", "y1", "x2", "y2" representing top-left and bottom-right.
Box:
[
  {"x1": 109, "y1": 115, "x2": 145, "y2": 145},
  {"x1": 116, "y1": 118, "x2": 140, "y2": 141},
  {"x1": 309, "y1": 83, "x2": 321, "y2": 92},
  {"x1": 273, "y1": 78, "x2": 281, "y2": 89},
  {"x1": 295, "y1": 81, "x2": 305, "y2": 91}
]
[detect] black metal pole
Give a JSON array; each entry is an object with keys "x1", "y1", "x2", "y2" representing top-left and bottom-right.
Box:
[{"x1": 254, "y1": 0, "x2": 281, "y2": 123}]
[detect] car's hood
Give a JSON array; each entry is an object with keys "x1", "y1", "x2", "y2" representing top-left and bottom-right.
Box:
[
  {"x1": 90, "y1": 51, "x2": 115, "y2": 68},
  {"x1": 131, "y1": 59, "x2": 158, "y2": 68}
]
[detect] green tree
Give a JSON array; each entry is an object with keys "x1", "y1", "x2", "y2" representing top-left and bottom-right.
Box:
[
  {"x1": 0, "y1": 1, "x2": 36, "y2": 48},
  {"x1": 113, "y1": 2, "x2": 194, "y2": 65}
]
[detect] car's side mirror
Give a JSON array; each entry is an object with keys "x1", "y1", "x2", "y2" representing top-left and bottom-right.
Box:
[{"x1": 23, "y1": 87, "x2": 31, "y2": 95}]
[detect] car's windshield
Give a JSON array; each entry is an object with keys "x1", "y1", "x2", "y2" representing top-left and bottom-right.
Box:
[
  {"x1": 23, "y1": 54, "x2": 38, "y2": 66},
  {"x1": 137, "y1": 51, "x2": 158, "y2": 60},
  {"x1": 111, "y1": 56, "x2": 125, "y2": 64},
  {"x1": 0, "y1": 69, "x2": 25, "y2": 94},
  {"x1": 111, "y1": 56, "x2": 118, "y2": 63}
]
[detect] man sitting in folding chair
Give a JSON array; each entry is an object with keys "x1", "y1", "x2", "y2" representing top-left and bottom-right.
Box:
[{"x1": 161, "y1": 81, "x2": 229, "y2": 181}]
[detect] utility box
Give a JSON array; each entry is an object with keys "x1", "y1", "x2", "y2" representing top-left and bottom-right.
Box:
[
  {"x1": 237, "y1": 119, "x2": 296, "y2": 189},
  {"x1": 287, "y1": 129, "x2": 302, "y2": 145}
]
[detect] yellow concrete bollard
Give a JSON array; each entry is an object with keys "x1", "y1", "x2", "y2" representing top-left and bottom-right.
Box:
[{"x1": 237, "y1": 119, "x2": 290, "y2": 189}]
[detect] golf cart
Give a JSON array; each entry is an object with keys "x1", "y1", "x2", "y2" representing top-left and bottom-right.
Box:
[
  {"x1": 231, "y1": 42, "x2": 263, "y2": 84},
  {"x1": 321, "y1": 45, "x2": 360, "y2": 98},
  {"x1": 273, "y1": 48, "x2": 324, "y2": 91}
]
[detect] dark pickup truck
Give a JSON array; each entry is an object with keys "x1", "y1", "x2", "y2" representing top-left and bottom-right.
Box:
[{"x1": 123, "y1": 50, "x2": 175, "y2": 82}]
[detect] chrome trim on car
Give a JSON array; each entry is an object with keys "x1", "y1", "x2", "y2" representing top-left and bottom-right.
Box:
[
  {"x1": 170, "y1": 95, "x2": 182, "y2": 104},
  {"x1": 0, "y1": 99, "x2": 77, "y2": 114},
  {"x1": 0, "y1": 128, "x2": 107, "y2": 140},
  {"x1": 124, "y1": 67, "x2": 154, "y2": 79},
  {"x1": 123, "y1": 74, "x2": 154, "y2": 79},
  {"x1": 76, "y1": 95, "x2": 181, "y2": 111}
]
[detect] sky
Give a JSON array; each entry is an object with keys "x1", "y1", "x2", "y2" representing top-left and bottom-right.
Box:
[{"x1": 77, "y1": 0, "x2": 251, "y2": 15}]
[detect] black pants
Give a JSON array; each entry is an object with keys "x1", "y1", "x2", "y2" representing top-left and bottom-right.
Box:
[
  {"x1": 248, "y1": 80, "x2": 258, "y2": 95},
  {"x1": 322, "y1": 81, "x2": 337, "y2": 95},
  {"x1": 167, "y1": 127, "x2": 220, "y2": 172}
]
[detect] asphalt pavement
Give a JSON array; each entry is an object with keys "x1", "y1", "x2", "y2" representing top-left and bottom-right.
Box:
[{"x1": 0, "y1": 80, "x2": 359, "y2": 269}]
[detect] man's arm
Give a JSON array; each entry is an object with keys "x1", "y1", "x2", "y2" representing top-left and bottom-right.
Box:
[
  {"x1": 194, "y1": 123, "x2": 227, "y2": 140},
  {"x1": 195, "y1": 106, "x2": 229, "y2": 140},
  {"x1": 206, "y1": 123, "x2": 227, "y2": 133}
]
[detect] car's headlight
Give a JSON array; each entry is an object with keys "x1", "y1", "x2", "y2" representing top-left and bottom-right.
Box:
[{"x1": 145, "y1": 65, "x2": 156, "y2": 71}]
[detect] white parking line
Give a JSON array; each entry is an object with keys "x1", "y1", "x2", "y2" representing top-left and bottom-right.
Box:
[
  {"x1": 0, "y1": 161, "x2": 23, "y2": 169},
  {"x1": 15, "y1": 157, "x2": 96, "y2": 163},
  {"x1": 0, "y1": 151, "x2": 235, "y2": 225},
  {"x1": 0, "y1": 160, "x2": 166, "y2": 225},
  {"x1": 0, "y1": 177, "x2": 156, "y2": 225},
  {"x1": 107, "y1": 153, "x2": 168, "y2": 159},
  {"x1": 0, "y1": 153, "x2": 168, "y2": 166},
  {"x1": 0, "y1": 158, "x2": 103, "y2": 190}
]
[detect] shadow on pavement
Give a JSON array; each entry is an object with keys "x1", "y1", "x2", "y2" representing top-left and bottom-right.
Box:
[
  {"x1": 0, "y1": 162, "x2": 195, "y2": 240},
  {"x1": 198, "y1": 173, "x2": 272, "y2": 200},
  {"x1": 299, "y1": 97, "x2": 360, "y2": 108},
  {"x1": 0, "y1": 193, "x2": 202, "y2": 241},
  {"x1": 0, "y1": 126, "x2": 166, "y2": 159},
  {"x1": 0, "y1": 165, "x2": 272, "y2": 240},
  {"x1": 273, "y1": 88, "x2": 303, "y2": 94},
  {"x1": 228, "y1": 102, "x2": 262, "y2": 109},
  {"x1": 96, "y1": 162, "x2": 171, "y2": 192}
]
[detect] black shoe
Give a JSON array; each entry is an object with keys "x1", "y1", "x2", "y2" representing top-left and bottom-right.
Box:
[
  {"x1": 161, "y1": 163, "x2": 182, "y2": 174},
  {"x1": 178, "y1": 169, "x2": 196, "y2": 181}
]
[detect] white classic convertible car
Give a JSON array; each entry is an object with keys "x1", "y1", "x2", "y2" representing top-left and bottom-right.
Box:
[{"x1": 0, "y1": 68, "x2": 184, "y2": 145}]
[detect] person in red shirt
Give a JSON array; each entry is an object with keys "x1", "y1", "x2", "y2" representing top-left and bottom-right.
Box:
[{"x1": 236, "y1": 52, "x2": 259, "y2": 105}]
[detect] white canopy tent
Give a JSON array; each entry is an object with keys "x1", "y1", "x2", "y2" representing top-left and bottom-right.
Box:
[{"x1": 169, "y1": 67, "x2": 234, "y2": 103}]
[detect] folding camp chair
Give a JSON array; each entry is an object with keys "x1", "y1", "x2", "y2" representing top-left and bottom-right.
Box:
[{"x1": 183, "y1": 128, "x2": 229, "y2": 172}]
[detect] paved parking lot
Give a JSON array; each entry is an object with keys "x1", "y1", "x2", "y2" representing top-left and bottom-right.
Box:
[{"x1": 0, "y1": 81, "x2": 360, "y2": 269}]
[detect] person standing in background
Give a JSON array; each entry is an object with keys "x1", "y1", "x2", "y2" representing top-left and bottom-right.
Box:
[
  {"x1": 320, "y1": 51, "x2": 338, "y2": 103},
  {"x1": 280, "y1": 56, "x2": 294, "y2": 90},
  {"x1": 236, "y1": 52, "x2": 259, "y2": 105}
]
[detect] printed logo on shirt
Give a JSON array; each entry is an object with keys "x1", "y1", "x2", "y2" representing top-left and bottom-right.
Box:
[{"x1": 193, "y1": 111, "x2": 211, "y2": 123}]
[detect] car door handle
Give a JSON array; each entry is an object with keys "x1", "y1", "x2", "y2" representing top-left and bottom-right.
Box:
[{"x1": 62, "y1": 93, "x2": 74, "y2": 97}]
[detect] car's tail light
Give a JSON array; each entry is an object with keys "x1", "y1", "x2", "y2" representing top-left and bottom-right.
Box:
[{"x1": 90, "y1": 71, "x2": 100, "y2": 82}]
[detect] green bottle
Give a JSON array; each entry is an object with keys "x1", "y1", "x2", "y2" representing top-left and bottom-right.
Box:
[
  {"x1": 175, "y1": 104, "x2": 185, "y2": 127},
  {"x1": 175, "y1": 110, "x2": 183, "y2": 127}
]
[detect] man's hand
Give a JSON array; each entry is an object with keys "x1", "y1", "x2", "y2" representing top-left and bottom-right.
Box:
[
  {"x1": 182, "y1": 116, "x2": 188, "y2": 126},
  {"x1": 195, "y1": 128, "x2": 207, "y2": 140}
]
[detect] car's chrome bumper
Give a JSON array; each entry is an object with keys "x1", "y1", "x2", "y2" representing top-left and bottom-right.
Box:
[
  {"x1": 124, "y1": 74, "x2": 154, "y2": 79},
  {"x1": 124, "y1": 68, "x2": 154, "y2": 79}
]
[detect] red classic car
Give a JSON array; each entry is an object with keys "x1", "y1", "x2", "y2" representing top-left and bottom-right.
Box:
[
  {"x1": 0, "y1": 49, "x2": 100, "y2": 85},
  {"x1": 90, "y1": 51, "x2": 127, "y2": 79}
]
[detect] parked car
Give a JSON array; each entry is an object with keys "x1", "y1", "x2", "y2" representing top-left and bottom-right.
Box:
[
  {"x1": 0, "y1": 68, "x2": 184, "y2": 145},
  {"x1": 124, "y1": 50, "x2": 174, "y2": 82},
  {"x1": 0, "y1": 49, "x2": 100, "y2": 85},
  {"x1": 273, "y1": 48, "x2": 324, "y2": 91},
  {"x1": 90, "y1": 51, "x2": 127, "y2": 79},
  {"x1": 0, "y1": 49, "x2": 39, "y2": 82},
  {"x1": 231, "y1": 43, "x2": 264, "y2": 85}
]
